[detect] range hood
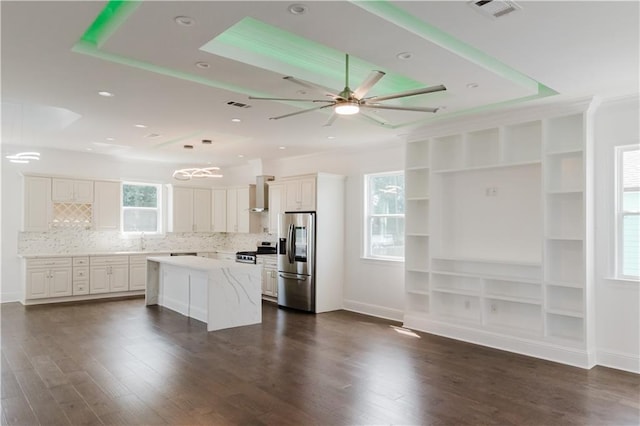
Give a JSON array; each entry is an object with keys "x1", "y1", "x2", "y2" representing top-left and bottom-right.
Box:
[{"x1": 250, "y1": 175, "x2": 275, "y2": 212}]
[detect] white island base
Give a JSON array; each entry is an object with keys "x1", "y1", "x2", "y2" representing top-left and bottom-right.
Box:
[{"x1": 146, "y1": 256, "x2": 262, "y2": 331}]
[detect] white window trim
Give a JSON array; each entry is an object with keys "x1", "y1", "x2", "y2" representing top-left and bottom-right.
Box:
[
  {"x1": 121, "y1": 181, "x2": 163, "y2": 235},
  {"x1": 615, "y1": 144, "x2": 640, "y2": 280},
  {"x1": 363, "y1": 171, "x2": 405, "y2": 262}
]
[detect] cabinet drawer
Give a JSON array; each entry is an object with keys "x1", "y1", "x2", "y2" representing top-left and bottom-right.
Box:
[
  {"x1": 73, "y1": 267, "x2": 89, "y2": 281},
  {"x1": 129, "y1": 255, "x2": 148, "y2": 265},
  {"x1": 73, "y1": 257, "x2": 89, "y2": 266},
  {"x1": 73, "y1": 280, "x2": 89, "y2": 295},
  {"x1": 90, "y1": 256, "x2": 129, "y2": 266},
  {"x1": 27, "y1": 257, "x2": 72, "y2": 268}
]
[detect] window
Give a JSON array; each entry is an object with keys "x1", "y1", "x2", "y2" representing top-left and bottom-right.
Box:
[
  {"x1": 121, "y1": 182, "x2": 162, "y2": 234},
  {"x1": 616, "y1": 145, "x2": 640, "y2": 279},
  {"x1": 364, "y1": 171, "x2": 405, "y2": 260}
]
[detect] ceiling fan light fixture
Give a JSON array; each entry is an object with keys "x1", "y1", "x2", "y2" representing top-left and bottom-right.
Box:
[
  {"x1": 173, "y1": 167, "x2": 222, "y2": 181},
  {"x1": 334, "y1": 101, "x2": 360, "y2": 115}
]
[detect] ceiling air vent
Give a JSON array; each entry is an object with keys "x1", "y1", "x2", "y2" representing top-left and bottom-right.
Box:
[
  {"x1": 469, "y1": 0, "x2": 521, "y2": 18},
  {"x1": 227, "y1": 100, "x2": 251, "y2": 109}
]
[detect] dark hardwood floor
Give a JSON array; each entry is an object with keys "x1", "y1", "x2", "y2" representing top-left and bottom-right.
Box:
[{"x1": 1, "y1": 298, "x2": 638, "y2": 425}]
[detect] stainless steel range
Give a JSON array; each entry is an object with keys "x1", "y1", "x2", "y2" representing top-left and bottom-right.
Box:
[{"x1": 235, "y1": 251, "x2": 257, "y2": 264}]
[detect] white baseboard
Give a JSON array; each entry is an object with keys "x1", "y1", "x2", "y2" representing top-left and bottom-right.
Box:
[
  {"x1": 597, "y1": 349, "x2": 640, "y2": 374},
  {"x1": 24, "y1": 291, "x2": 144, "y2": 305},
  {"x1": 404, "y1": 314, "x2": 597, "y2": 369},
  {"x1": 1, "y1": 292, "x2": 23, "y2": 304},
  {"x1": 343, "y1": 299, "x2": 404, "y2": 322}
]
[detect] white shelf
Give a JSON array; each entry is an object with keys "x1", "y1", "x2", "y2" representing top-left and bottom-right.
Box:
[
  {"x1": 485, "y1": 293, "x2": 542, "y2": 305},
  {"x1": 405, "y1": 165, "x2": 430, "y2": 171},
  {"x1": 407, "y1": 289, "x2": 430, "y2": 296},
  {"x1": 432, "y1": 287, "x2": 480, "y2": 297},
  {"x1": 406, "y1": 233, "x2": 429, "y2": 237},
  {"x1": 545, "y1": 235, "x2": 583, "y2": 241},
  {"x1": 432, "y1": 160, "x2": 541, "y2": 174},
  {"x1": 546, "y1": 148, "x2": 583, "y2": 156},
  {"x1": 406, "y1": 196, "x2": 430, "y2": 201},
  {"x1": 545, "y1": 280, "x2": 583, "y2": 289},
  {"x1": 546, "y1": 189, "x2": 584, "y2": 195},
  {"x1": 431, "y1": 256, "x2": 541, "y2": 267},
  {"x1": 406, "y1": 267, "x2": 429, "y2": 273},
  {"x1": 546, "y1": 307, "x2": 584, "y2": 319}
]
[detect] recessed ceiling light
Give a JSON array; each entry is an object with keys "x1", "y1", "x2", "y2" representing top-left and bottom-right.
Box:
[
  {"x1": 327, "y1": 136, "x2": 336, "y2": 139},
  {"x1": 296, "y1": 90, "x2": 307, "y2": 95},
  {"x1": 174, "y1": 16, "x2": 195, "y2": 26},
  {"x1": 396, "y1": 52, "x2": 413, "y2": 60},
  {"x1": 279, "y1": 146, "x2": 286, "y2": 150},
  {"x1": 231, "y1": 118, "x2": 241, "y2": 123},
  {"x1": 98, "y1": 91, "x2": 114, "y2": 97},
  {"x1": 106, "y1": 137, "x2": 115, "y2": 141},
  {"x1": 86, "y1": 148, "x2": 93, "y2": 151},
  {"x1": 195, "y1": 62, "x2": 210, "y2": 69},
  {"x1": 238, "y1": 154, "x2": 244, "y2": 158},
  {"x1": 466, "y1": 83, "x2": 479, "y2": 89},
  {"x1": 134, "y1": 124, "x2": 147, "y2": 128},
  {"x1": 288, "y1": 4, "x2": 307, "y2": 15}
]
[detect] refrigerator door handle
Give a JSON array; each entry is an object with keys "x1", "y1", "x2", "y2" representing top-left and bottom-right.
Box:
[
  {"x1": 279, "y1": 272, "x2": 306, "y2": 281},
  {"x1": 287, "y1": 223, "x2": 295, "y2": 264}
]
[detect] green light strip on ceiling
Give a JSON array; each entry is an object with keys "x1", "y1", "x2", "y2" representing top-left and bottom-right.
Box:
[{"x1": 81, "y1": 0, "x2": 141, "y2": 48}]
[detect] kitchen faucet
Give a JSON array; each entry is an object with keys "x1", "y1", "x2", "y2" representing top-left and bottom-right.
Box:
[{"x1": 140, "y1": 232, "x2": 146, "y2": 251}]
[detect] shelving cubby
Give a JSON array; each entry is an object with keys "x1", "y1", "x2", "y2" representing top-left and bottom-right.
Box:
[
  {"x1": 431, "y1": 134, "x2": 464, "y2": 171},
  {"x1": 406, "y1": 199, "x2": 429, "y2": 235},
  {"x1": 405, "y1": 168, "x2": 430, "y2": 199},
  {"x1": 405, "y1": 139, "x2": 430, "y2": 169},
  {"x1": 502, "y1": 120, "x2": 542, "y2": 164},
  {"x1": 405, "y1": 236, "x2": 429, "y2": 272},
  {"x1": 431, "y1": 272, "x2": 481, "y2": 296},
  {"x1": 544, "y1": 113, "x2": 584, "y2": 154},
  {"x1": 545, "y1": 192, "x2": 584, "y2": 240},
  {"x1": 484, "y1": 299, "x2": 543, "y2": 335},
  {"x1": 406, "y1": 292, "x2": 430, "y2": 315},
  {"x1": 465, "y1": 128, "x2": 500, "y2": 168},
  {"x1": 432, "y1": 291, "x2": 481, "y2": 323}
]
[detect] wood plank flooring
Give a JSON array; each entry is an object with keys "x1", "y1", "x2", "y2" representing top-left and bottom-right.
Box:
[{"x1": 1, "y1": 298, "x2": 639, "y2": 425}]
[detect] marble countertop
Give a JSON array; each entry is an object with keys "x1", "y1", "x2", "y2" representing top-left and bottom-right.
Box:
[
  {"x1": 19, "y1": 249, "x2": 240, "y2": 259},
  {"x1": 147, "y1": 255, "x2": 258, "y2": 272}
]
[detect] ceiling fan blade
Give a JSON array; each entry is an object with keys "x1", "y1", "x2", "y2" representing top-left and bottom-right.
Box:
[
  {"x1": 358, "y1": 110, "x2": 390, "y2": 126},
  {"x1": 352, "y1": 70, "x2": 385, "y2": 100},
  {"x1": 361, "y1": 104, "x2": 439, "y2": 113},
  {"x1": 366, "y1": 84, "x2": 446, "y2": 103},
  {"x1": 283, "y1": 76, "x2": 339, "y2": 98},
  {"x1": 269, "y1": 104, "x2": 333, "y2": 120},
  {"x1": 249, "y1": 96, "x2": 333, "y2": 103},
  {"x1": 323, "y1": 113, "x2": 338, "y2": 127}
]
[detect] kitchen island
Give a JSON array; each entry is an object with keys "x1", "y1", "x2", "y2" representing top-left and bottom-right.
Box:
[{"x1": 146, "y1": 256, "x2": 261, "y2": 331}]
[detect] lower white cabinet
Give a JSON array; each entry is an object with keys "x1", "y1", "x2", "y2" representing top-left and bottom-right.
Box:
[
  {"x1": 258, "y1": 256, "x2": 277, "y2": 297},
  {"x1": 129, "y1": 255, "x2": 148, "y2": 291},
  {"x1": 90, "y1": 256, "x2": 129, "y2": 294},
  {"x1": 72, "y1": 256, "x2": 89, "y2": 295},
  {"x1": 25, "y1": 258, "x2": 72, "y2": 299}
]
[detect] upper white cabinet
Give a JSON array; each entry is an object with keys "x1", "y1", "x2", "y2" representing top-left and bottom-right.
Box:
[
  {"x1": 211, "y1": 189, "x2": 227, "y2": 232},
  {"x1": 284, "y1": 176, "x2": 316, "y2": 211},
  {"x1": 268, "y1": 182, "x2": 286, "y2": 234},
  {"x1": 226, "y1": 186, "x2": 260, "y2": 233},
  {"x1": 24, "y1": 176, "x2": 51, "y2": 231},
  {"x1": 168, "y1": 186, "x2": 211, "y2": 232},
  {"x1": 93, "y1": 181, "x2": 120, "y2": 231},
  {"x1": 52, "y1": 178, "x2": 94, "y2": 203}
]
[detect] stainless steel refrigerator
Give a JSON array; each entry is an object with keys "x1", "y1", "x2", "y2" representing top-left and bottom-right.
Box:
[{"x1": 277, "y1": 212, "x2": 316, "y2": 312}]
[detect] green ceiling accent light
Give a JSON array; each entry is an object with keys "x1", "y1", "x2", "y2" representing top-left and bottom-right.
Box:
[{"x1": 81, "y1": 0, "x2": 141, "y2": 48}]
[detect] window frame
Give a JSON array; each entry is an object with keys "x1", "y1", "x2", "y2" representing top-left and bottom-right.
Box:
[
  {"x1": 363, "y1": 170, "x2": 405, "y2": 262},
  {"x1": 121, "y1": 181, "x2": 163, "y2": 235},
  {"x1": 615, "y1": 144, "x2": 640, "y2": 280}
]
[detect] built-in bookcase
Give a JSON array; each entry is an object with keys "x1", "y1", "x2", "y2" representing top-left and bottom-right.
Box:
[{"x1": 404, "y1": 101, "x2": 595, "y2": 368}]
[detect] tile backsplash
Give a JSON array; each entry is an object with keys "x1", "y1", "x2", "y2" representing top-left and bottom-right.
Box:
[{"x1": 18, "y1": 229, "x2": 276, "y2": 255}]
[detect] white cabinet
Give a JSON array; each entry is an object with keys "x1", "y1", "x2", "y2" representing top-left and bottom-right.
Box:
[
  {"x1": 52, "y1": 179, "x2": 93, "y2": 203},
  {"x1": 72, "y1": 256, "x2": 89, "y2": 295},
  {"x1": 268, "y1": 183, "x2": 285, "y2": 234},
  {"x1": 212, "y1": 189, "x2": 227, "y2": 232},
  {"x1": 169, "y1": 186, "x2": 211, "y2": 232},
  {"x1": 25, "y1": 257, "x2": 72, "y2": 299},
  {"x1": 129, "y1": 255, "x2": 148, "y2": 291},
  {"x1": 258, "y1": 256, "x2": 277, "y2": 298},
  {"x1": 284, "y1": 177, "x2": 316, "y2": 211},
  {"x1": 226, "y1": 186, "x2": 260, "y2": 233},
  {"x1": 24, "y1": 176, "x2": 51, "y2": 231},
  {"x1": 93, "y1": 181, "x2": 120, "y2": 231},
  {"x1": 90, "y1": 256, "x2": 129, "y2": 294}
]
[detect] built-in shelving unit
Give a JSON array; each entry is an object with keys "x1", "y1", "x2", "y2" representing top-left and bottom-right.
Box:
[{"x1": 404, "y1": 101, "x2": 595, "y2": 368}]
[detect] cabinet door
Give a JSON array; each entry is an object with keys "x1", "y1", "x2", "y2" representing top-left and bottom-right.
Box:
[
  {"x1": 49, "y1": 268, "x2": 72, "y2": 297},
  {"x1": 236, "y1": 187, "x2": 250, "y2": 233},
  {"x1": 52, "y1": 179, "x2": 75, "y2": 202},
  {"x1": 74, "y1": 180, "x2": 94, "y2": 203},
  {"x1": 129, "y1": 264, "x2": 147, "y2": 291},
  {"x1": 299, "y1": 177, "x2": 316, "y2": 211},
  {"x1": 226, "y1": 188, "x2": 238, "y2": 232},
  {"x1": 193, "y1": 188, "x2": 212, "y2": 232},
  {"x1": 172, "y1": 187, "x2": 194, "y2": 232},
  {"x1": 284, "y1": 180, "x2": 300, "y2": 211},
  {"x1": 26, "y1": 268, "x2": 49, "y2": 299},
  {"x1": 94, "y1": 181, "x2": 120, "y2": 230},
  {"x1": 24, "y1": 176, "x2": 51, "y2": 231},
  {"x1": 109, "y1": 265, "x2": 130, "y2": 292},
  {"x1": 212, "y1": 189, "x2": 227, "y2": 232},
  {"x1": 268, "y1": 184, "x2": 285, "y2": 234},
  {"x1": 90, "y1": 267, "x2": 109, "y2": 294}
]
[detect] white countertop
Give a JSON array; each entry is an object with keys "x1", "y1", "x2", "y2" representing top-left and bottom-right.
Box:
[
  {"x1": 19, "y1": 249, "x2": 240, "y2": 259},
  {"x1": 147, "y1": 255, "x2": 258, "y2": 272}
]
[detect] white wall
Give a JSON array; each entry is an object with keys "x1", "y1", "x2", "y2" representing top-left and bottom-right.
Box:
[
  {"x1": 264, "y1": 143, "x2": 406, "y2": 321},
  {"x1": 593, "y1": 96, "x2": 640, "y2": 373}
]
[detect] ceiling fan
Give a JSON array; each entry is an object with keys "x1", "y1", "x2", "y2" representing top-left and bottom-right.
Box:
[{"x1": 249, "y1": 53, "x2": 446, "y2": 126}]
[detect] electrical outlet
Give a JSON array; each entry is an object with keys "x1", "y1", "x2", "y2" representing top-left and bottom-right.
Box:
[
  {"x1": 491, "y1": 303, "x2": 497, "y2": 313},
  {"x1": 485, "y1": 187, "x2": 498, "y2": 196},
  {"x1": 464, "y1": 300, "x2": 471, "y2": 309}
]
